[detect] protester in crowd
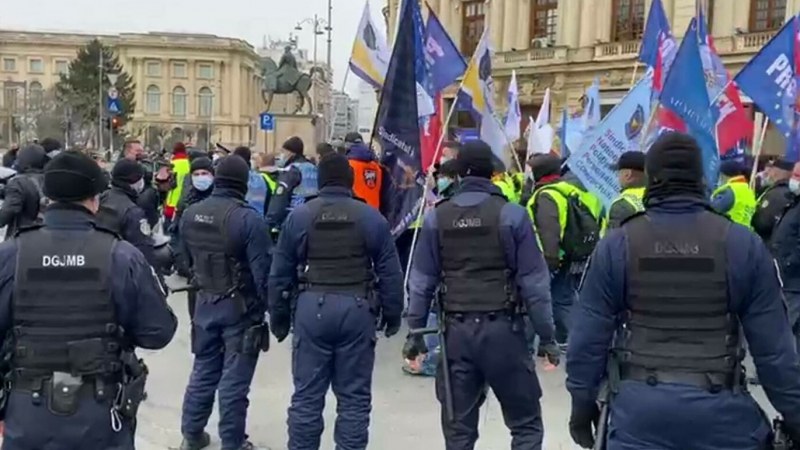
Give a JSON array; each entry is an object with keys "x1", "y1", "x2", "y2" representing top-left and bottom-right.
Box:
[
  {"x1": 164, "y1": 142, "x2": 190, "y2": 230},
  {"x1": 345, "y1": 132, "x2": 392, "y2": 217},
  {"x1": 0, "y1": 143, "x2": 47, "y2": 239}
]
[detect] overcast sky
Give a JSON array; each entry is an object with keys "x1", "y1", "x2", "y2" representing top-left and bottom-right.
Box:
[{"x1": 0, "y1": 0, "x2": 386, "y2": 96}]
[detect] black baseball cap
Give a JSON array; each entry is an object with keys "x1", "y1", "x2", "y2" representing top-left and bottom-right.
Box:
[
  {"x1": 610, "y1": 151, "x2": 646, "y2": 171},
  {"x1": 344, "y1": 132, "x2": 364, "y2": 145}
]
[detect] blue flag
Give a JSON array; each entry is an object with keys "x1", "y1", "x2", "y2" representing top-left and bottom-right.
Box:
[
  {"x1": 559, "y1": 108, "x2": 569, "y2": 158},
  {"x1": 734, "y1": 17, "x2": 797, "y2": 139},
  {"x1": 660, "y1": 18, "x2": 720, "y2": 188},
  {"x1": 566, "y1": 77, "x2": 653, "y2": 208},
  {"x1": 424, "y1": 7, "x2": 467, "y2": 94},
  {"x1": 639, "y1": 0, "x2": 671, "y2": 68},
  {"x1": 374, "y1": 0, "x2": 423, "y2": 236}
]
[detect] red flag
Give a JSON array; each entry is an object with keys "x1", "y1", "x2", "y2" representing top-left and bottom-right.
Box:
[
  {"x1": 704, "y1": 34, "x2": 753, "y2": 154},
  {"x1": 420, "y1": 93, "x2": 443, "y2": 172}
]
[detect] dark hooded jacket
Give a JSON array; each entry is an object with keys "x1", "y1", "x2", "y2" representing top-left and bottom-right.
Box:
[{"x1": 0, "y1": 145, "x2": 46, "y2": 239}]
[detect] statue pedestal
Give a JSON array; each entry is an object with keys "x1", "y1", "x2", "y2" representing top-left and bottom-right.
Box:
[{"x1": 255, "y1": 113, "x2": 322, "y2": 155}]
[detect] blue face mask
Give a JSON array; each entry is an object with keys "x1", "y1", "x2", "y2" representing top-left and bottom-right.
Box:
[
  {"x1": 437, "y1": 177, "x2": 453, "y2": 194},
  {"x1": 276, "y1": 154, "x2": 288, "y2": 168},
  {"x1": 192, "y1": 174, "x2": 214, "y2": 191}
]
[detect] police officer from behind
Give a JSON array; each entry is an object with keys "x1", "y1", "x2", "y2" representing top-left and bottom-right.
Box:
[
  {"x1": 404, "y1": 140, "x2": 559, "y2": 450},
  {"x1": 711, "y1": 159, "x2": 757, "y2": 229},
  {"x1": 265, "y1": 136, "x2": 318, "y2": 232},
  {"x1": 96, "y1": 159, "x2": 159, "y2": 269},
  {"x1": 0, "y1": 151, "x2": 176, "y2": 449},
  {"x1": 567, "y1": 132, "x2": 800, "y2": 449},
  {"x1": 602, "y1": 151, "x2": 646, "y2": 235},
  {"x1": 178, "y1": 155, "x2": 272, "y2": 450},
  {"x1": 0, "y1": 143, "x2": 47, "y2": 240},
  {"x1": 269, "y1": 153, "x2": 403, "y2": 450}
]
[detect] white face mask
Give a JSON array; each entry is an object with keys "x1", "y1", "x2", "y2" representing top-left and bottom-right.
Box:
[
  {"x1": 790, "y1": 178, "x2": 800, "y2": 194},
  {"x1": 131, "y1": 178, "x2": 145, "y2": 194}
]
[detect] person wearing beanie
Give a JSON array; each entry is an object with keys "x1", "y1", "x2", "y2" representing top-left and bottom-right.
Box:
[
  {"x1": 95, "y1": 158, "x2": 163, "y2": 271},
  {"x1": 176, "y1": 154, "x2": 272, "y2": 450},
  {"x1": 344, "y1": 133, "x2": 391, "y2": 216},
  {"x1": 710, "y1": 159, "x2": 757, "y2": 229},
  {"x1": 525, "y1": 151, "x2": 602, "y2": 356},
  {"x1": 232, "y1": 146, "x2": 273, "y2": 218},
  {"x1": 40, "y1": 136, "x2": 63, "y2": 162},
  {"x1": 753, "y1": 157, "x2": 795, "y2": 242},
  {"x1": 269, "y1": 152, "x2": 402, "y2": 449},
  {"x1": 0, "y1": 143, "x2": 47, "y2": 239},
  {"x1": 164, "y1": 141, "x2": 191, "y2": 228},
  {"x1": 402, "y1": 139, "x2": 558, "y2": 449},
  {"x1": 566, "y1": 132, "x2": 800, "y2": 450},
  {"x1": 0, "y1": 150, "x2": 176, "y2": 450},
  {"x1": 602, "y1": 151, "x2": 647, "y2": 235},
  {"x1": 771, "y1": 161, "x2": 800, "y2": 350},
  {"x1": 266, "y1": 136, "x2": 318, "y2": 233}
]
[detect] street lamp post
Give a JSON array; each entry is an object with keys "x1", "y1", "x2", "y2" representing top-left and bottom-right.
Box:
[{"x1": 295, "y1": 10, "x2": 332, "y2": 141}]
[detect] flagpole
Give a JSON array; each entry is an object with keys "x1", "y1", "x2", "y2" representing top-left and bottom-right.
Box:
[
  {"x1": 749, "y1": 117, "x2": 770, "y2": 190},
  {"x1": 630, "y1": 62, "x2": 639, "y2": 86}
]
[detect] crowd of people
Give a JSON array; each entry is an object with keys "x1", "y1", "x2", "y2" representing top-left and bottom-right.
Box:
[{"x1": 0, "y1": 128, "x2": 799, "y2": 449}]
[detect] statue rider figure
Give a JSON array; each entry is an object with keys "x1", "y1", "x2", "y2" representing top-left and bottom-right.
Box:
[{"x1": 277, "y1": 46, "x2": 301, "y2": 91}]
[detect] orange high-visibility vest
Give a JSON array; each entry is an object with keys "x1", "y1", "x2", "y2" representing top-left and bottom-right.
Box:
[{"x1": 349, "y1": 159, "x2": 383, "y2": 209}]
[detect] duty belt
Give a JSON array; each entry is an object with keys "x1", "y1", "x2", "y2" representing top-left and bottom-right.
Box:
[
  {"x1": 619, "y1": 365, "x2": 743, "y2": 393},
  {"x1": 303, "y1": 282, "x2": 371, "y2": 297}
]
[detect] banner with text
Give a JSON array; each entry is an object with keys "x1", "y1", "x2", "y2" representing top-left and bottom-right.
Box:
[{"x1": 566, "y1": 76, "x2": 653, "y2": 208}]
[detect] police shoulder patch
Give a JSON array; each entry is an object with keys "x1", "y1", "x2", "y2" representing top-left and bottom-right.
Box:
[
  {"x1": 276, "y1": 185, "x2": 286, "y2": 195},
  {"x1": 139, "y1": 219, "x2": 152, "y2": 236}
]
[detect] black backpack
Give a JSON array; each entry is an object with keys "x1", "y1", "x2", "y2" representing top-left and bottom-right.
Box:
[{"x1": 546, "y1": 186, "x2": 600, "y2": 263}]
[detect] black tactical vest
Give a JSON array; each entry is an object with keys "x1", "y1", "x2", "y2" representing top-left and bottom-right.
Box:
[
  {"x1": 12, "y1": 226, "x2": 121, "y2": 380},
  {"x1": 618, "y1": 212, "x2": 739, "y2": 387},
  {"x1": 96, "y1": 188, "x2": 136, "y2": 235},
  {"x1": 436, "y1": 194, "x2": 510, "y2": 312},
  {"x1": 305, "y1": 198, "x2": 373, "y2": 295},
  {"x1": 181, "y1": 196, "x2": 243, "y2": 296}
]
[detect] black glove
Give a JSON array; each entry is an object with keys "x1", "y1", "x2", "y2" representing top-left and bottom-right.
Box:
[
  {"x1": 783, "y1": 421, "x2": 800, "y2": 448},
  {"x1": 270, "y1": 312, "x2": 291, "y2": 343},
  {"x1": 379, "y1": 315, "x2": 402, "y2": 338},
  {"x1": 569, "y1": 401, "x2": 600, "y2": 449},
  {"x1": 402, "y1": 334, "x2": 428, "y2": 360},
  {"x1": 540, "y1": 341, "x2": 561, "y2": 366}
]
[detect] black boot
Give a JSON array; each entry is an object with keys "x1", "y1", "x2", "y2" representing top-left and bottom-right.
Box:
[{"x1": 179, "y1": 432, "x2": 211, "y2": 450}]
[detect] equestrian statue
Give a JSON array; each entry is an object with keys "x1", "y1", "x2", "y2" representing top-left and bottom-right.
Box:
[{"x1": 261, "y1": 46, "x2": 326, "y2": 115}]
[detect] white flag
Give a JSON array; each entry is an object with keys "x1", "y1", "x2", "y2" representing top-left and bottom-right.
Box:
[{"x1": 504, "y1": 70, "x2": 521, "y2": 141}]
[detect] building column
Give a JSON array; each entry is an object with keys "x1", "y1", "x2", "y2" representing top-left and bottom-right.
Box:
[
  {"x1": 560, "y1": 0, "x2": 581, "y2": 47},
  {"x1": 489, "y1": 0, "x2": 505, "y2": 50},
  {"x1": 595, "y1": 0, "x2": 612, "y2": 43},
  {"x1": 502, "y1": 0, "x2": 518, "y2": 51},
  {"x1": 789, "y1": 0, "x2": 800, "y2": 21},
  {"x1": 578, "y1": 0, "x2": 598, "y2": 47},
  {"x1": 732, "y1": 0, "x2": 749, "y2": 32},
  {"x1": 516, "y1": 0, "x2": 530, "y2": 49},
  {"x1": 438, "y1": 0, "x2": 451, "y2": 30}
]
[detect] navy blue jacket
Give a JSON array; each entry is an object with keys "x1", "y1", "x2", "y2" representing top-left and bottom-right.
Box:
[
  {"x1": 269, "y1": 186, "x2": 403, "y2": 320},
  {"x1": 265, "y1": 155, "x2": 313, "y2": 230},
  {"x1": 106, "y1": 184, "x2": 158, "y2": 269},
  {"x1": 178, "y1": 187, "x2": 272, "y2": 313},
  {"x1": 567, "y1": 197, "x2": 800, "y2": 426},
  {"x1": 771, "y1": 195, "x2": 800, "y2": 292},
  {"x1": 0, "y1": 204, "x2": 177, "y2": 449},
  {"x1": 407, "y1": 177, "x2": 555, "y2": 342}
]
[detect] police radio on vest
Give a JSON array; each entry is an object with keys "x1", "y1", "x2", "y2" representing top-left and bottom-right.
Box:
[{"x1": 42, "y1": 254, "x2": 85, "y2": 267}]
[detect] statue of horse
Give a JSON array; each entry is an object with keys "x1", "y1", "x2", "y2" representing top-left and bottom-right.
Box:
[{"x1": 261, "y1": 58, "x2": 326, "y2": 115}]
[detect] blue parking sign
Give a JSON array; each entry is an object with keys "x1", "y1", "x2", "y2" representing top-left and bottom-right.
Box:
[{"x1": 259, "y1": 112, "x2": 274, "y2": 131}]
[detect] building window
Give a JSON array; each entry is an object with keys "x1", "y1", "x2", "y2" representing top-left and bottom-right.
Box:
[
  {"x1": 54, "y1": 60, "x2": 69, "y2": 76},
  {"x1": 2, "y1": 58, "x2": 16, "y2": 72},
  {"x1": 172, "y1": 86, "x2": 187, "y2": 117},
  {"x1": 611, "y1": 0, "x2": 646, "y2": 42},
  {"x1": 531, "y1": 0, "x2": 558, "y2": 46},
  {"x1": 28, "y1": 59, "x2": 44, "y2": 74},
  {"x1": 198, "y1": 87, "x2": 213, "y2": 117},
  {"x1": 146, "y1": 61, "x2": 161, "y2": 77},
  {"x1": 28, "y1": 81, "x2": 43, "y2": 109},
  {"x1": 172, "y1": 62, "x2": 187, "y2": 78},
  {"x1": 750, "y1": 0, "x2": 787, "y2": 32},
  {"x1": 198, "y1": 63, "x2": 214, "y2": 80},
  {"x1": 145, "y1": 85, "x2": 161, "y2": 114},
  {"x1": 461, "y1": 1, "x2": 486, "y2": 57}
]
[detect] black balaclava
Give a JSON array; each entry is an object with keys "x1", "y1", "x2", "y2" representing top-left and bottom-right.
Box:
[
  {"x1": 644, "y1": 132, "x2": 705, "y2": 205},
  {"x1": 317, "y1": 153, "x2": 354, "y2": 189},
  {"x1": 214, "y1": 155, "x2": 249, "y2": 196}
]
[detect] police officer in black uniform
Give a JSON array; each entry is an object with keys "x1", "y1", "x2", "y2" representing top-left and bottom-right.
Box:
[
  {"x1": 0, "y1": 150, "x2": 177, "y2": 449},
  {"x1": 96, "y1": 159, "x2": 160, "y2": 270},
  {"x1": 178, "y1": 155, "x2": 272, "y2": 450},
  {"x1": 752, "y1": 158, "x2": 794, "y2": 243},
  {"x1": 404, "y1": 141, "x2": 559, "y2": 449}
]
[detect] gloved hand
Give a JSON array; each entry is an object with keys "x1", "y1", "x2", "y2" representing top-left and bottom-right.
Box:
[
  {"x1": 569, "y1": 401, "x2": 600, "y2": 449},
  {"x1": 402, "y1": 334, "x2": 428, "y2": 360},
  {"x1": 379, "y1": 315, "x2": 402, "y2": 338},
  {"x1": 540, "y1": 341, "x2": 561, "y2": 366},
  {"x1": 783, "y1": 421, "x2": 800, "y2": 447},
  {"x1": 270, "y1": 312, "x2": 291, "y2": 343}
]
